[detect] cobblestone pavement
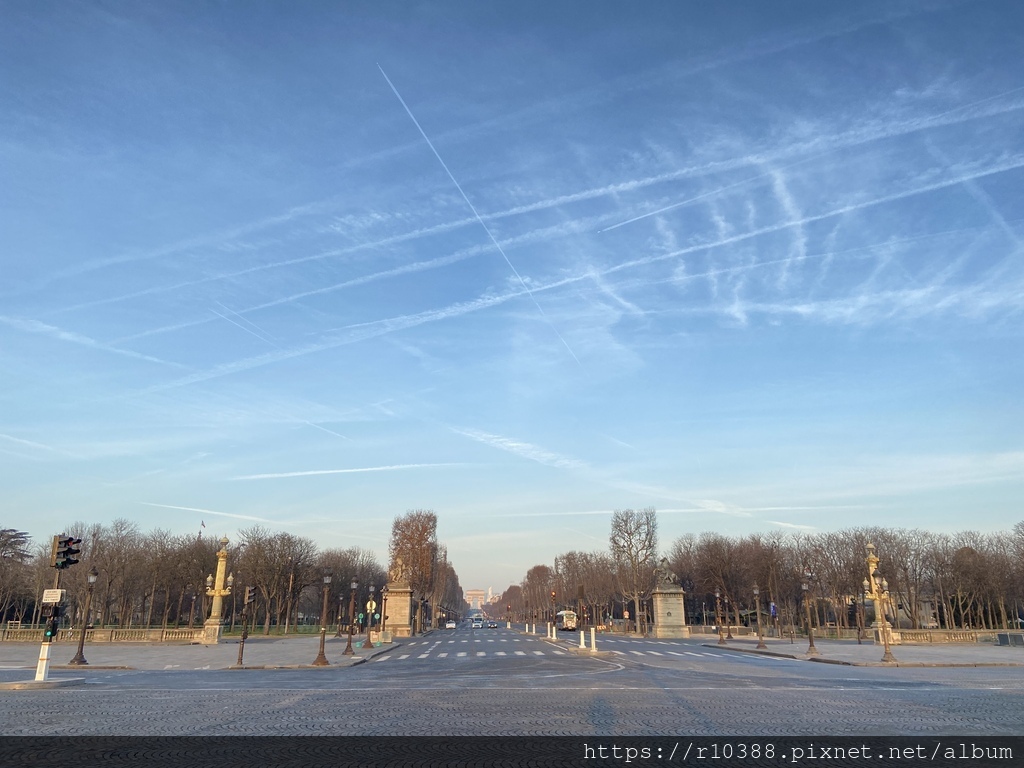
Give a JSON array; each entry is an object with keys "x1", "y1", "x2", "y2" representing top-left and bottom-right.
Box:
[{"x1": 2, "y1": 629, "x2": 1023, "y2": 736}]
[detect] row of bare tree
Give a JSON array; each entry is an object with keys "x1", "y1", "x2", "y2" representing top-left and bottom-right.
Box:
[
  {"x1": 1, "y1": 512, "x2": 468, "y2": 633},
  {"x1": 495, "y1": 513, "x2": 1024, "y2": 634}
]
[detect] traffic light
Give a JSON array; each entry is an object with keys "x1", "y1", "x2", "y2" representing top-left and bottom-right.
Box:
[
  {"x1": 43, "y1": 606, "x2": 62, "y2": 642},
  {"x1": 244, "y1": 586, "x2": 256, "y2": 605},
  {"x1": 51, "y1": 535, "x2": 82, "y2": 570}
]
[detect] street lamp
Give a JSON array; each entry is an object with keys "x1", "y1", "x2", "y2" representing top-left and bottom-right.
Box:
[
  {"x1": 715, "y1": 588, "x2": 726, "y2": 645},
  {"x1": 801, "y1": 575, "x2": 819, "y2": 656},
  {"x1": 753, "y1": 582, "x2": 767, "y2": 650},
  {"x1": 312, "y1": 570, "x2": 332, "y2": 666},
  {"x1": 362, "y1": 584, "x2": 376, "y2": 649},
  {"x1": 723, "y1": 594, "x2": 733, "y2": 640},
  {"x1": 68, "y1": 566, "x2": 98, "y2": 665},
  {"x1": 381, "y1": 585, "x2": 389, "y2": 638},
  {"x1": 343, "y1": 578, "x2": 359, "y2": 655},
  {"x1": 873, "y1": 571, "x2": 897, "y2": 663}
]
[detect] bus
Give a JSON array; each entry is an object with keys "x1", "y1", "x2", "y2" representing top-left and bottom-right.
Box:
[{"x1": 555, "y1": 610, "x2": 577, "y2": 631}]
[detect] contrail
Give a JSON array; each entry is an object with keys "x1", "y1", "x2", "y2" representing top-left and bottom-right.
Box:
[
  {"x1": 231, "y1": 462, "x2": 464, "y2": 480},
  {"x1": 210, "y1": 308, "x2": 279, "y2": 348},
  {"x1": 304, "y1": 421, "x2": 353, "y2": 441},
  {"x1": 140, "y1": 502, "x2": 277, "y2": 523},
  {"x1": 378, "y1": 64, "x2": 582, "y2": 367},
  {"x1": 217, "y1": 302, "x2": 277, "y2": 341}
]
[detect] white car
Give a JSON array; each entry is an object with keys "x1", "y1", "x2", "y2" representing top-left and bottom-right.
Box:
[
  {"x1": 445, "y1": 620, "x2": 457, "y2": 629},
  {"x1": 471, "y1": 619, "x2": 483, "y2": 628}
]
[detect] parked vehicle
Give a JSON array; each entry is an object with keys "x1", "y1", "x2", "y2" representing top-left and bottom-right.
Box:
[{"x1": 555, "y1": 610, "x2": 577, "y2": 631}]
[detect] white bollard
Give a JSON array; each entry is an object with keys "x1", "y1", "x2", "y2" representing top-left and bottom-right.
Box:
[
  {"x1": 590, "y1": 627, "x2": 597, "y2": 652},
  {"x1": 579, "y1": 630, "x2": 585, "y2": 649},
  {"x1": 35, "y1": 642, "x2": 52, "y2": 682}
]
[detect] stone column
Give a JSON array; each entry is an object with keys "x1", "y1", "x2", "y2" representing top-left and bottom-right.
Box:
[{"x1": 203, "y1": 537, "x2": 232, "y2": 645}]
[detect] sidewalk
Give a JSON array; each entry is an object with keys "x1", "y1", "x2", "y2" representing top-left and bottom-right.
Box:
[
  {"x1": 540, "y1": 629, "x2": 1024, "y2": 667},
  {"x1": 0, "y1": 631, "x2": 402, "y2": 677},
  {"x1": 701, "y1": 635, "x2": 1024, "y2": 667}
]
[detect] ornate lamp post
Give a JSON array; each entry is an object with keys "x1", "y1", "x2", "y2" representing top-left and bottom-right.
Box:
[
  {"x1": 343, "y1": 578, "x2": 359, "y2": 655},
  {"x1": 863, "y1": 542, "x2": 898, "y2": 662},
  {"x1": 753, "y1": 582, "x2": 767, "y2": 650},
  {"x1": 801, "y1": 574, "x2": 819, "y2": 656},
  {"x1": 380, "y1": 585, "x2": 389, "y2": 638},
  {"x1": 312, "y1": 570, "x2": 332, "y2": 666},
  {"x1": 68, "y1": 567, "x2": 98, "y2": 665},
  {"x1": 724, "y1": 594, "x2": 734, "y2": 640},
  {"x1": 715, "y1": 588, "x2": 726, "y2": 645},
  {"x1": 868, "y1": 571, "x2": 897, "y2": 663},
  {"x1": 362, "y1": 584, "x2": 376, "y2": 649}
]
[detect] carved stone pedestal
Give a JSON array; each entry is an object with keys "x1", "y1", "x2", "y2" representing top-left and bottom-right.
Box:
[
  {"x1": 652, "y1": 587, "x2": 690, "y2": 639},
  {"x1": 652, "y1": 558, "x2": 689, "y2": 639},
  {"x1": 386, "y1": 583, "x2": 413, "y2": 638}
]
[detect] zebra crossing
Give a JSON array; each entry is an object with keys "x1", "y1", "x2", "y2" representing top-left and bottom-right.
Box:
[
  {"x1": 575, "y1": 637, "x2": 799, "y2": 663},
  {"x1": 371, "y1": 635, "x2": 797, "y2": 664},
  {"x1": 373, "y1": 637, "x2": 567, "y2": 663}
]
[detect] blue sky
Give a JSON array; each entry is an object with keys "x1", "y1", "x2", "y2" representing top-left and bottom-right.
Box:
[{"x1": 2, "y1": 1, "x2": 1022, "y2": 592}]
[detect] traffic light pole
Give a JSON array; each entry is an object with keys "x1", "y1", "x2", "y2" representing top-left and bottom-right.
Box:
[{"x1": 34, "y1": 641, "x2": 53, "y2": 682}]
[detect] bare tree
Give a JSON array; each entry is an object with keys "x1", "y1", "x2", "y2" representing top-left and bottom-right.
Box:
[
  {"x1": 0, "y1": 529, "x2": 31, "y2": 623},
  {"x1": 388, "y1": 510, "x2": 438, "y2": 598},
  {"x1": 389, "y1": 510, "x2": 438, "y2": 631},
  {"x1": 609, "y1": 508, "x2": 658, "y2": 634}
]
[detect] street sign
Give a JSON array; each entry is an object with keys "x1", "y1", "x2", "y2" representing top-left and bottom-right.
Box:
[
  {"x1": 374, "y1": 613, "x2": 380, "y2": 620},
  {"x1": 366, "y1": 600, "x2": 377, "y2": 612},
  {"x1": 358, "y1": 612, "x2": 364, "y2": 620},
  {"x1": 42, "y1": 589, "x2": 66, "y2": 604}
]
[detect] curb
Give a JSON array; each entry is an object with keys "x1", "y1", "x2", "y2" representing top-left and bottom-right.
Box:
[
  {"x1": 0, "y1": 677, "x2": 86, "y2": 690},
  {"x1": 699, "y1": 643, "x2": 1024, "y2": 667}
]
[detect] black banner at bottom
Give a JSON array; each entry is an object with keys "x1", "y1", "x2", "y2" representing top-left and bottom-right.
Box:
[{"x1": 0, "y1": 736, "x2": 1020, "y2": 767}]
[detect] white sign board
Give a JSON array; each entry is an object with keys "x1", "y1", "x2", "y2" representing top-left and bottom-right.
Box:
[{"x1": 42, "y1": 589, "x2": 66, "y2": 604}]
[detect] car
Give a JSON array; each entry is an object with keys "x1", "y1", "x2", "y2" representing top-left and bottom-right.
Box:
[
  {"x1": 487, "y1": 621, "x2": 498, "y2": 629},
  {"x1": 445, "y1": 620, "x2": 457, "y2": 629},
  {"x1": 471, "y1": 619, "x2": 483, "y2": 628}
]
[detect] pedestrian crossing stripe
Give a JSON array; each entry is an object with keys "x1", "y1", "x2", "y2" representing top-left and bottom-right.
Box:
[{"x1": 438, "y1": 652, "x2": 447, "y2": 658}]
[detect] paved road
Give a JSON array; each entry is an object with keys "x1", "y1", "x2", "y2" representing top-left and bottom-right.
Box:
[{"x1": 2, "y1": 626, "x2": 1023, "y2": 736}]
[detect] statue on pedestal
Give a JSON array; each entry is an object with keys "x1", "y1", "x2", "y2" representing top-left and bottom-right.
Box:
[{"x1": 654, "y1": 557, "x2": 679, "y2": 589}]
